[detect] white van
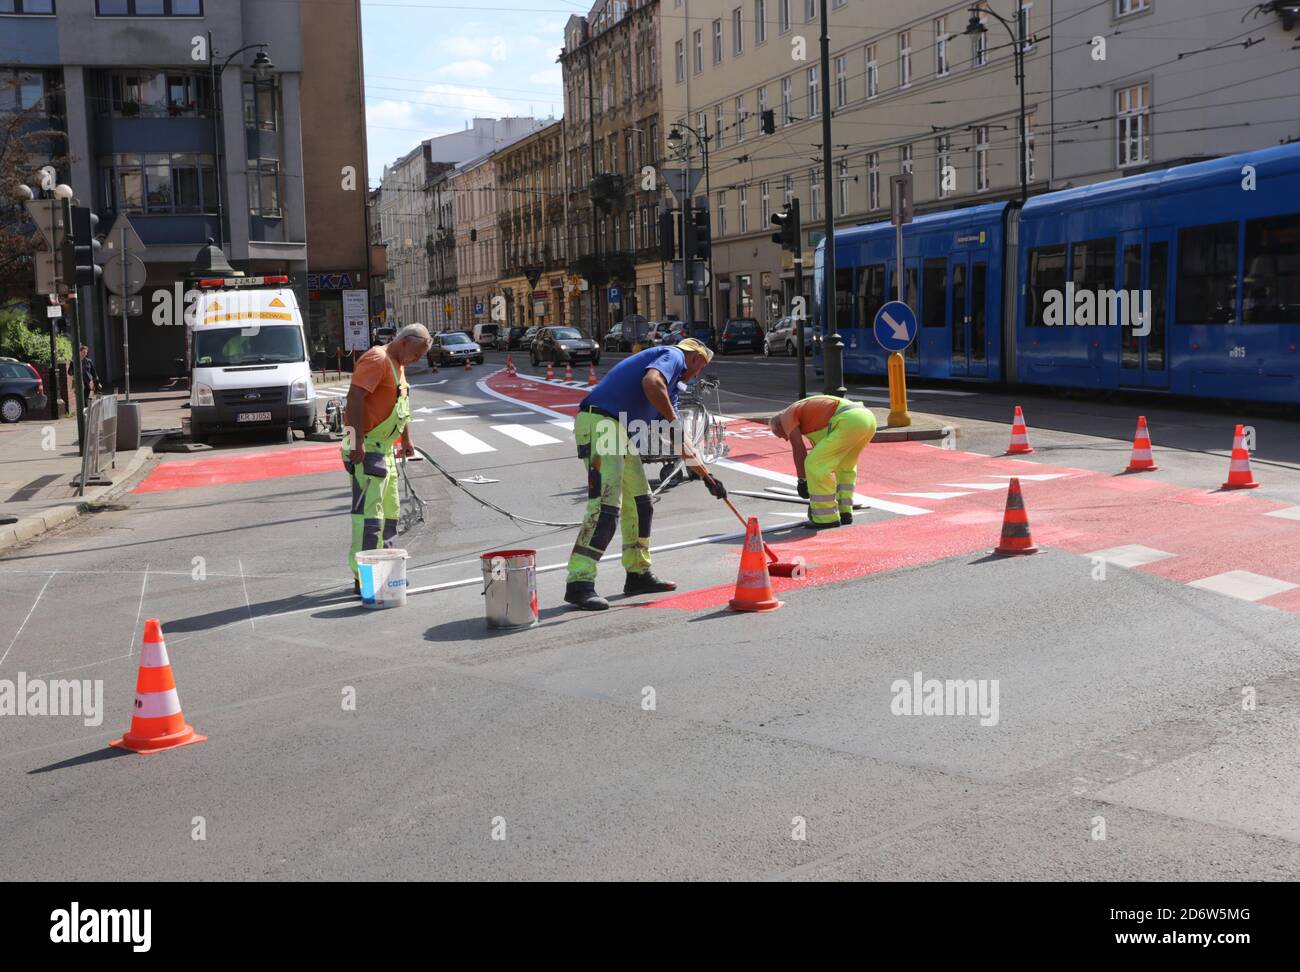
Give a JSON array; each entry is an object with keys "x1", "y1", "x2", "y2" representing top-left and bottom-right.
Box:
[
  {"x1": 187, "y1": 274, "x2": 317, "y2": 443},
  {"x1": 471, "y1": 322, "x2": 501, "y2": 349}
]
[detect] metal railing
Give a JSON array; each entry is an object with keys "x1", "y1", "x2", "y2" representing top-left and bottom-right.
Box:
[{"x1": 74, "y1": 394, "x2": 118, "y2": 496}]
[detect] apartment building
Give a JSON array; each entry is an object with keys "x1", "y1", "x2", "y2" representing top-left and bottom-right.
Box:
[
  {"x1": 495, "y1": 120, "x2": 571, "y2": 328},
  {"x1": 662, "y1": 0, "x2": 1052, "y2": 327},
  {"x1": 1050, "y1": 0, "x2": 1300, "y2": 187},
  {"x1": 561, "y1": 0, "x2": 669, "y2": 337},
  {"x1": 450, "y1": 151, "x2": 501, "y2": 329},
  {"x1": 426, "y1": 166, "x2": 458, "y2": 332},
  {"x1": 0, "y1": 0, "x2": 371, "y2": 379}
]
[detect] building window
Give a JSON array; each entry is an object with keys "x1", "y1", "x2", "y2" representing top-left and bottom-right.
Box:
[
  {"x1": 935, "y1": 17, "x2": 949, "y2": 76},
  {"x1": 936, "y1": 135, "x2": 952, "y2": 197},
  {"x1": 755, "y1": 0, "x2": 767, "y2": 45},
  {"x1": 96, "y1": 0, "x2": 203, "y2": 13},
  {"x1": 104, "y1": 69, "x2": 213, "y2": 118},
  {"x1": 804, "y1": 0, "x2": 814, "y2": 22},
  {"x1": 757, "y1": 84, "x2": 768, "y2": 119},
  {"x1": 834, "y1": 55, "x2": 846, "y2": 108},
  {"x1": 778, "y1": 0, "x2": 790, "y2": 33},
  {"x1": 865, "y1": 44, "x2": 879, "y2": 98},
  {"x1": 622, "y1": 55, "x2": 631, "y2": 103},
  {"x1": 712, "y1": 18, "x2": 723, "y2": 64},
  {"x1": 715, "y1": 103, "x2": 725, "y2": 148},
  {"x1": 783, "y1": 174, "x2": 794, "y2": 207},
  {"x1": 867, "y1": 153, "x2": 880, "y2": 209},
  {"x1": 971, "y1": 3, "x2": 988, "y2": 66},
  {"x1": 100, "y1": 151, "x2": 215, "y2": 214},
  {"x1": 898, "y1": 31, "x2": 912, "y2": 87},
  {"x1": 732, "y1": 7, "x2": 744, "y2": 55},
  {"x1": 735, "y1": 96, "x2": 745, "y2": 142},
  {"x1": 739, "y1": 184, "x2": 749, "y2": 232},
  {"x1": 717, "y1": 191, "x2": 727, "y2": 236},
  {"x1": 693, "y1": 30, "x2": 703, "y2": 73},
  {"x1": 1, "y1": 0, "x2": 56, "y2": 13},
  {"x1": 900, "y1": 144, "x2": 913, "y2": 175},
  {"x1": 675, "y1": 40, "x2": 685, "y2": 83},
  {"x1": 781, "y1": 77, "x2": 792, "y2": 125},
  {"x1": 1116, "y1": 0, "x2": 1149, "y2": 15},
  {"x1": 0, "y1": 70, "x2": 49, "y2": 110},
  {"x1": 242, "y1": 77, "x2": 277, "y2": 131},
  {"x1": 806, "y1": 65, "x2": 819, "y2": 119},
  {"x1": 761, "y1": 181, "x2": 771, "y2": 224},
  {"x1": 809, "y1": 168, "x2": 820, "y2": 221},
  {"x1": 1021, "y1": 110, "x2": 1037, "y2": 181},
  {"x1": 1116, "y1": 83, "x2": 1150, "y2": 167},
  {"x1": 974, "y1": 126, "x2": 990, "y2": 191},
  {"x1": 838, "y1": 158, "x2": 850, "y2": 213}
]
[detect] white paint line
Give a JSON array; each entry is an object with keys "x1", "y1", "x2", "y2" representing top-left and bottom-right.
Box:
[
  {"x1": 493, "y1": 424, "x2": 562, "y2": 447},
  {"x1": 0, "y1": 570, "x2": 56, "y2": 670},
  {"x1": 436, "y1": 416, "x2": 462, "y2": 421},
  {"x1": 128, "y1": 563, "x2": 149, "y2": 655},
  {"x1": 715, "y1": 457, "x2": 932, "y2": 516},
  {"x1": 890, "y1": 491, "x2": 976, "y2": 500},
  {"x1": 490, "y1": 411, "x2": 533, "y2": 417},
  {"x1": 408, "y1": 379, "x2": 448, "y2": 386},
  {"x1": 988, "y1": 473, "x2": 1072, "y2": 481},
  {"x1": 1084, "y1": 545, "x2": 1177, "y2": 569},
  {"x1": 1264, "y1": 506, "x2": 1300, "y2": 522},
  {"x1": 475, "y1": 372, "x2": 575, "y2": 422},
  {"x1": 549, "y1": 419, "x2": 575, "y2": 431},
  {"x1": 939, "y1": 482, "x2": 1012, "y2": 491},
  {"x1": 432, "y1": 429, "x2": 496, "y2": 455},
  {"x1": 238, "y1": 559, "x2": 255, "y2": 630},
  {"x1": 1188, "y1": 570, "x2": 1298, "y2": 603},
  {"x1": 444, "y1": 399, "x2": 462, "y2": 407}
]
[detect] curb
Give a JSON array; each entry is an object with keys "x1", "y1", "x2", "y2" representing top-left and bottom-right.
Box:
[
  {"x1": 874, "y1": 424, "x2": 955, "y2": 443},
  {"x1": 0, "y1": 440, "x2": 159, "y2": 556}
]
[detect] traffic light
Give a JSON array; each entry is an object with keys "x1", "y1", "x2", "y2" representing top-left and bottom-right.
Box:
[
  {"x1": 659, "y1": 210, "x2": 676, "y2": 262},
  {"x1": 770, "y1": 197, "x2": 801, "y2": 252},
  {"x1": 760, "y1": 109, "x2": 776, "y2": 135},
  {"x1": 687, "y1": 206, "x2": 711, "y2": 261},
  {"x1": 62, "y1": 207, "x2": 101, "y2": 287}
]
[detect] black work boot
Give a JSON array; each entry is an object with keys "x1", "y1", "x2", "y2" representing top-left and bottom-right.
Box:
[
  {"x1": 564, "y1": 581, "x2": 609, "y2": 611},
  {"x1": 803, "y1": 519, "x2": 840, "y2": 530},
  {"x1": 840, "y1": 511, "x2": 854, "y2": 525},
  {"x1": 623, "y1": 571, "x2": 678, "y2": 595}
]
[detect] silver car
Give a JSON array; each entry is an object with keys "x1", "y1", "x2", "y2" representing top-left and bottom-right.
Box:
[{"x1": 763, "y1": 316, "x2": 814, "y2": 356}]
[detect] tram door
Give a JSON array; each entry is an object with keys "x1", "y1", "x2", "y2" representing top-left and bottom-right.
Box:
[
  {"x1": 949, "y1": 251, "x2": 990, "y2": 378},
  {"x1": 1119, "y1": 228, "x2": 1171, "y2": 389}
]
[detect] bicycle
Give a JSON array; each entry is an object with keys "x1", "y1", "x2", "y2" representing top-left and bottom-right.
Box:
[{"x1": 643, "y1": 373, "x2": 729, "y2": 491}]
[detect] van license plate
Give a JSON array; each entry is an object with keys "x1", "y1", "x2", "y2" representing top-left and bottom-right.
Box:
[{"x1": 237, "y1": 411, "x2": 272, "y2": 423}]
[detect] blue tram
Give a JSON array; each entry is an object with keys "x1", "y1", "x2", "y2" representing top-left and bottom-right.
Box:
[{"x1": 814, "y1": 143, "x2": 1300, "y2": 404}]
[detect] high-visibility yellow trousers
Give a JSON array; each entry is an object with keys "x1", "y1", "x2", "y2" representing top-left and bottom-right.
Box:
[
  {"x1": 566, "y1": 411, "x2": 654, "y2": 583},
  {"x1": 804, "y1": 406, "x2": 877, "y2": 524}
]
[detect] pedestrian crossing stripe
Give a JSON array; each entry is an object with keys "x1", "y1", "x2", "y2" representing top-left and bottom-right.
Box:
[
  {"x1": 492, "y1": 424, "x2": 561, "y2": 447},
  {"x1": 432, "y1": 429, "x2": 495, "y2": 454}
]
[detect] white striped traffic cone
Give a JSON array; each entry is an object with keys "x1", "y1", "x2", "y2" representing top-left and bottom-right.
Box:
[
  {"x1": 1006, "y1": 405, "x2": 1034, "y2": 455},
  {"x1": 1125, "y1": 415, "x2": 1158, "y2": 472},
  {"x1": 1221, "y1": 424, "x2": 1260, "y2": 489},
  {"x1": 110, "y1": 620, "x2": 206, "y2": 755}
]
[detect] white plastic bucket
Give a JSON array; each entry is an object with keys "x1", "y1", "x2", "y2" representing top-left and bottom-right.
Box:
[{"x1": 356, "y1": 548, "x2": 408, "y2": 609}]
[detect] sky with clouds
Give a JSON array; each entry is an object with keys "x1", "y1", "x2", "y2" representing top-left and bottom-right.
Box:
[{"x1": 361, "y1": 1, "x2": 585, "y2": 184}]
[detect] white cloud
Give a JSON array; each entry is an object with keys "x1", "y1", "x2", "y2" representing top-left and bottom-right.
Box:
[
  {"x1": 437, "y1": 60, "x2": 496, "y2": 81},
  {"x1": 527, "y1": 66, "x2": 562, "y2": 88}
]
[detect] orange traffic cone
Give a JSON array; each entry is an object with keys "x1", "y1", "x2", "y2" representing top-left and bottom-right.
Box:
[
  {"x1": 564, "y1": 362, "x2": 574, "y2": 382},
  {"x1": 546, "y1": 361, "x2": 554, "y2": 380},
  {"x1": 1125, "y1": 415, "x2": 1158, "y2": 472},
  {"x1": 110, "y1": 620, "x2": 206, "y2": 755},
  {"x1": 506, "y1": 354, "x2": 516, "y2": 375},
  {"x1": 464, "y1": 355, "x2": 472, "y2": 371},
  {"x1": 588, "y1": 362, "x2": 598, "y2": 386},
  {"x1": 993, "y1": 477, "x2": 1039, "y2": 555},
  {"x1": 1006, "y1": 405, "x2": 1034, "y2": 455},
  {"x1": 728, "y1": 517, "x2": 783, "y2": 612},
  {"x1": 1221, "y1": 424, "x2": 1260, "y2": 489}
]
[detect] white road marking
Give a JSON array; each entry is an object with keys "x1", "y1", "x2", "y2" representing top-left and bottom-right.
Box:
[
  {"x1": 490, "y1": 411, "x2": 533, "y2": 417},
  {"x1": 938, "y1": 482, "x2": 1013, "y2": 491},
  {"x1": 1264, "y1": 506, "x2": 1300, "y2": 522},
  {"x1": 1188, "y1": 570, "x2": 1298, "y2": 602},
  {"x1": 432, "y1": 429, "x2": 496, "y2": 455},
  {"x1": 1084, "y1": 545, "x2": 1177, "y2": 569},
  {"x1": 988, "y1": 473, "x2": 1073, "y2": 481},
  {"x1": 476, "y1": 372, "x2": 575, "y2": 422},
  {"x1": 493, "y1": 424, "x2": 562, "y2": 447},
  {"x1": 890, "y1": 491, "x2": 976, "y2": 500},
  {"x1": 0, "y1": 570, "x2": 56, "y2": 670},
  {"x1": 238, "y1": 559, "x2": 255, "y2": 630},
  {"x1": 715, "y1": 457, "x2": 931, "y2": 516},
  {"x1": 129, "y1": 563, "x2": 149, "y2": 655},
  {"x1": 549, "y1": 419, "x2": 575, "y2": 431}
]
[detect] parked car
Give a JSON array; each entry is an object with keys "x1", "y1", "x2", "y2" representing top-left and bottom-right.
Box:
[
  {"x1": 531, "y1": 326, "x2": 600, "y2": 366},
  {"x1": 505, "y1": 325, "x2": 528, "y2": 350},
  {"x1": 373, "y1": 326, "x2": 396, "y2": 345},
  {"x1": 644, "y1": 320, "x2": 675, "y2": 345},
  {"x1": 518, "y1": 326, "x2": 539, "y2": 353},
  {"x1": 658, "y1": 321, "x2": 689, "y2": 345},
  {"x1": 427, "y1": 330, "x2": 484, "y2": 367},
  {"x1": 0, "y1": 357, "x2": 48, "y2": 423},
  {"x1": 763, "y1": 316, "x2": 814, "y2": 356},
  {"x1": 472, "y1": 322, "x2": 502, "y2": 349},
  {"x1": 718, "y1": 318, "x2": 763, "y2": 355},
  {"x1": 604, "y1": 315, "x2": 651, "y2": 352}
]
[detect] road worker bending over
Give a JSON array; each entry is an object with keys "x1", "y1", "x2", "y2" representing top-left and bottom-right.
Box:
[
  {"x1": 565, "y1": 337, "x2": 727, "y2": 611},
  {"x1": 343, "y1": 323, "x2": 432, "y2": 594},
  {"x1": 769, "y1": 395, "x2": 877, "y2": 529}
]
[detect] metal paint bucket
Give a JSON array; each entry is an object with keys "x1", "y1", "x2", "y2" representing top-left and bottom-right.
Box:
[{"x1": 481, "y1": 549, "x2": 538, "y2": 629}]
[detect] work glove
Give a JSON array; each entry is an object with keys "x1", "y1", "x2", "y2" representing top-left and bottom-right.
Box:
[
  {"x1": 797, "y1": 478, "x2": 809, "y2": 499},
  {"x1": 705, "y1": 476, "x2": 727, "y2": 500}
]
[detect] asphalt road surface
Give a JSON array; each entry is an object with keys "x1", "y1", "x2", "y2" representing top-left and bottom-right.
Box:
[{"x1": 2, "y1": 350, "x2": 1299, "y2": 880}]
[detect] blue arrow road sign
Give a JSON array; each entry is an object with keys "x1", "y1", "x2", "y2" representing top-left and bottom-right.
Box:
[
  {"x1": 608, "y1": 286, "x2": 622, "y2": 305},
  {"x1": 874, "y1": 300, "x2": 918, "y2": 352}
]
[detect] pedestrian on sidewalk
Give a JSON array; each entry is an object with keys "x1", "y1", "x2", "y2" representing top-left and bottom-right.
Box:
[
  {"x1": 564, "y1": 337, "x2": 726, "y2": 611},
  {"x1": 342, "y1": 323, "x2": 431, "y2": 595},
  {"x1": 768, "y1": 395, "x2": 877, "y2": 529},
  {"x1": 79, "y1": 344, "x2": 99, "y2": 402}
]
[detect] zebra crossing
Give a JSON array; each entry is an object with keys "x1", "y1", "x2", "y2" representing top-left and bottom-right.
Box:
[{"x1": 428, "y1": 420, "x2": 571, "y2": 456}]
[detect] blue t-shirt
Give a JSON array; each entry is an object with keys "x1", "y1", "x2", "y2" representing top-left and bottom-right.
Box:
[{"x1": 581, "y1": 345, "x2": 686, "y2": 427}]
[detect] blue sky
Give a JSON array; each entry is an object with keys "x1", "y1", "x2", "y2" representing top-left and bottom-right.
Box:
[{"x1": 361, "y1": 0, "x2": 582, "y2": 183}]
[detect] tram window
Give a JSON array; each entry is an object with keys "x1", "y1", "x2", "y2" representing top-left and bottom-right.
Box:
[
  {"x1": 1243, "y1": 213, "x2": 1300, "y2": 324},
  {"x1": 857, "y1": 263, "x2": 887, "y2": 325},
  {"x1": 1177, "y1": 222, "x2": 1238, "y2": 324},
  {"x1": 1121, "y1": 244, "x2": 1140, "y2": 368},
  {"x1": 922, "y1": 258, "x2": 947, "y2": 327},
  {"x1": 887, "y1": 264, "x2": 917, "y2": 306},
  {"x1": 1026, "y1": 244, "x2": 1066, "y2": 326},
  {"x1": 835, "y1": 268, "x2": 854, "y2": 328},
  {"x1": 1071, "y1": 238, "x2": 1116, "y2": 308}
]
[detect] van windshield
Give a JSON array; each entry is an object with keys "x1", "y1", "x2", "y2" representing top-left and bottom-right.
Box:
[{"x1": 194, "y1": 326, "x2": 305, "y2": 367}]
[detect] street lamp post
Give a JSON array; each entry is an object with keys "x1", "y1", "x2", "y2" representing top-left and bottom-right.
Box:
[
  {"x1": 667, "y1": 121, "x2": 711, "y2": 331},
  {"x1": 208, "y1": 31, "x2": 274, "y2": 251},
  {"x1": 818, "y1": 0, "x2": 845, "y2": 397},
  {"x1": 966, "y1": 4, "x2": 1028, "y2": 204}
]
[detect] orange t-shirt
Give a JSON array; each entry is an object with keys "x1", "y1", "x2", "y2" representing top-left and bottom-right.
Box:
[
  {"x1": 774, "y1": 395, "x2": 841, "y2": 438},
  {"x1": 349, "y1": 346, "x2": 401, "y2": 436}
]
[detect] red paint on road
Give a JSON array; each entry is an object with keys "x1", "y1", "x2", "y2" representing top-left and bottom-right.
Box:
[{"x1": 134, "y1": 444, "x2": 342, "y2": 493}]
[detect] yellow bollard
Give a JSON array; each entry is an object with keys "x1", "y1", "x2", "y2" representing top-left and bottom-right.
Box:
[{"x1": 887, "y1": 351, "x2": 912, "y2": 427}]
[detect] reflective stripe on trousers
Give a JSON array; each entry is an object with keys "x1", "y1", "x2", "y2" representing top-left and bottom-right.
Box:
[{"x1": 566, "y1": 411, "x2": 653, "y2": 583}]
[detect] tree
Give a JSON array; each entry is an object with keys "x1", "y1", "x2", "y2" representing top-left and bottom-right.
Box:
[{"x1": 0, "y1": 74, "x2": 71, "y2": 303}]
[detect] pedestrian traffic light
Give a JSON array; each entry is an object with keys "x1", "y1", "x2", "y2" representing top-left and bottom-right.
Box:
[
  {"x1": 688, "y1": 207, "x2": 711, "y2": 261},
  {"x1": 760, "y1": 109, "x2": 776, "y2": 135},
  {"x1": 62, "y1": 207, "x2": 101, "y2": 287},
  {"x1": 770, "y1": 198, "x2": 801, "y2": 252},
  {"x1": 659, "y1": 210, "x2": 676, "y2": 262}
]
